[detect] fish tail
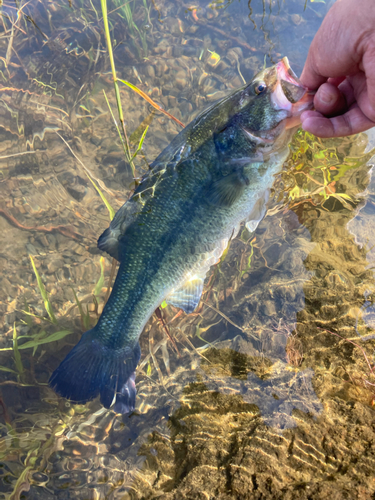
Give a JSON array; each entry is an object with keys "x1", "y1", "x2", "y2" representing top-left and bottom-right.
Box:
[{"x1": 49, "y1": 328, "x2": 141, "y2": 414}]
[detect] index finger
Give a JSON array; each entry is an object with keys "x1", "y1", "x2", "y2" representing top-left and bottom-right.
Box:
[
  {"x1": 300, "y1": 53, "x2": 328, "y2": 91},
  {"x1": 301, "y1": 106, "x2": 375, "y2": 138}
]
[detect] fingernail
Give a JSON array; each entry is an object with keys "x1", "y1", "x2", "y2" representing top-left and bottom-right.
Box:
[{"x1": 318, "y1": 87, "x2": 336, "y2": 105}]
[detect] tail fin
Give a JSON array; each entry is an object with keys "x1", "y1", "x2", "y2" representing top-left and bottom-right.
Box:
[{"x1": 49, "y1": 328, "x2": 141, "y2": 414}]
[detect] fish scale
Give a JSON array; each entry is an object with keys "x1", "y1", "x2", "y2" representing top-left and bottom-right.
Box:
[{"x1": 49, "y1": 57, "x2": 314, "y2": 414}]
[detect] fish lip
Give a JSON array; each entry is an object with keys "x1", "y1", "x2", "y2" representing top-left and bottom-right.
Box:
[
  {"x1": 242, "y1": 120, "x2": 287, "y2": 146},
  {"x1": 277, "y1": 57, "x2": 305, "y2": 89},
  {"x1": 272, "y1": 57, "x2": 314, "y2": 114}
]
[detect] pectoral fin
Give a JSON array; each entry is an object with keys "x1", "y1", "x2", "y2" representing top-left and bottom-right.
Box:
[
  {"x1": 166, "y1": 277, "x2": 205, "y2": 313},
  {"x1": 207, "y1": 170, "x2": 249, "y2": 208}
]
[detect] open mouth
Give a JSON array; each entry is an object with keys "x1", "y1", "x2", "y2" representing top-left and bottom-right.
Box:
[
  {"x1": 273, "y1": 57, "x2": 314, "y2": 118},
  {"x1": 277, "y1": 57, "x2": 308, "y2": 104}
]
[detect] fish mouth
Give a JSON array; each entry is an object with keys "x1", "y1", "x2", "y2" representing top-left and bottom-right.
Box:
[
  {"x1": 273, "y1": 56, "x2": 314, "y2": 129},
  {"x1": 277, "y1": 57, "x2": 304, "y2": 99}
]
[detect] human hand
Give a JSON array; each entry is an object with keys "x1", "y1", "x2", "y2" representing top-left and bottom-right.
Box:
[{"x1": 300, "y1": 0, "x2": 375, "y2": 138}]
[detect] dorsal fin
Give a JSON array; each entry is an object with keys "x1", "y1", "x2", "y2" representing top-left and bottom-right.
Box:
[
  {"x1": 97, "y1": 200, "x2": 140, "y2": 261},
  {"x1": 98, "y1": 161, "x2": 170, "y2": 261}
]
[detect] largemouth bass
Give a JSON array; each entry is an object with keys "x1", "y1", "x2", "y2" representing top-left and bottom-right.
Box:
[{"x1": 49, "y1": 58, "x2": 313, "y2": 413}]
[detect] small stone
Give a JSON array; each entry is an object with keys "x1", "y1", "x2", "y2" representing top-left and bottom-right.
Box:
[
  {"x1": 26, "y1": 243, "x2": 38, "y2": 255},
  {"x1": 175, "y1": 77, "x2": 187, "y2": 90},
  {"x1": 291, "y1": 14, "x2": 304, "y2": 25},
  {"x1": 47, "y1": 259, "x2": 64, "y2": 274},
  {"x1": 261, "y1": 301, "x2": 277, "y2": 317},
  {"x1": 147, "y1": 66, "x2": 155, "y2": 79}
]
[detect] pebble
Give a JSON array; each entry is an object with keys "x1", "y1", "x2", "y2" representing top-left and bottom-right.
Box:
[
  {"x1": 150, "y1": 87, "x2": 161, "y2": 98},
  {"x1": 47, "y1": 258, "x2": 64, "y2": 274},
  {"x1": 26, "y1": 243, "x2": 38, "y2": 255},
  {"x1": 147, "y1": 66, "x2": 155, "y2": 79},
  {"x1": 261, "y1": 301, "x2": 277, "y2": 317},
  {"x1": 175, "y1": 75, "x2": 187, "y2": 90},
  {"x1": 155, "y1": 61, "x2": 168, "y2": 77},
  {"x1": 291, "y1": 14, "x2": 304, "y2": 25}
]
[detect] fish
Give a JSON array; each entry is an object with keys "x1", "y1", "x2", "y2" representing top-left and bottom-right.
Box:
[{"x1": 49, "y1": 57, "x2": 313, "y2": 413}]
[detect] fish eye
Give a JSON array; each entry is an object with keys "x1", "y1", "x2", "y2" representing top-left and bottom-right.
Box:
[{"x1": 255, "y1": 82, "x2": 267, "y2": 95}]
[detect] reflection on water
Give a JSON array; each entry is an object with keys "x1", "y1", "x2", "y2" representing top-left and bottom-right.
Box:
[{"x1": 1, "y1": 0, "x2": 375, "y2": 498}]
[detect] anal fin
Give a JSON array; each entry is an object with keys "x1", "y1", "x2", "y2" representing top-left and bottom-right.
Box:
[{"x1": 166, "y1": 277, "x2": 204, "y2": 314}]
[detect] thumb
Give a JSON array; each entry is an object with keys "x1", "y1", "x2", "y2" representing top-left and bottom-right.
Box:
[{"x1": 313, "y1": 83, "x2": 347, "y2": 117}]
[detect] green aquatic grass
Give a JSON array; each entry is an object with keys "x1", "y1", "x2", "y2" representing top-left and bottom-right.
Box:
[
  {"x1": 22, "y1": 299, "x2": 33, "y2": 329},
  {"x1": 101, "y1": 0, "x2": 183, "y2": 183},
  {"x1": 94, "y1": 256, "x2": 106, "y2": 298},
  {"x1": 131, "y1": 125, "x2": 149, "y2": 161},
  {"x1": 102, "y1": 89, "x2": 129, "y2": 168},
  {"x1": 12, "y1": 324, "x2": 24, "y2": 383},
  {"x1": 239, "y1": 239, "x2": 254, "y2": 278},
  {"x1": 101, "y1": 0, "x2": 143, "y2": 179},
  {"x1": 101, "y1": 0, "x2": 130, "y2": 149},
  {"x1": 112, "y1": 0, "x2": 150, "y2": 59},
  {"x1": 287, "y1": 130, "x2": 364, "y2": 211},
  {"x1": 72, "y1": 287, "x2": 91, "y2": 331},
  {"x1": 102, "y1": 89, "x2": 137, "y2": 179},
  {"x1": 55, "y1": 131, "x2": 116, "y2": 221},
  {"x1": 0, "y1": 256, "x2": 107, "y2": 369},
  {"x1": 29, "y1": 255, "x2": 57, "y2": 324},
  {"x1": 0, "y1": 330, "x2": 74, "y2": 354},
  {"x1": 119, "y1": 79, "x2": 185, "y2": 127},
  {"x1": 84, "y1": 167, "x2": 116, "y2": 221}
]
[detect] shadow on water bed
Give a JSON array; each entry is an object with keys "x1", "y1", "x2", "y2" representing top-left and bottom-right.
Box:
[{"x1": 1, "y1": 0, "x2": 375, "y2": 498}]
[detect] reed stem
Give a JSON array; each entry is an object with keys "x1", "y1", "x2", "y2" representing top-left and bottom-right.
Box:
[{"x1": 100, "y1": 0, "x2": 136, "y2": 178}]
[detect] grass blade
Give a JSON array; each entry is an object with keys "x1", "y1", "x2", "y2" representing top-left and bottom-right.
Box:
[
  {"x1": 0, "y1": 330, "x2": 73, "y2": 351},
  {"x1": 71, "y1": 288, "x2": 91, "y2": 331},
  {"x1": 20, "y1": 310, "x2": 54, "y2": 324},
  {"x1": 118, "y1": 79, "x2": 185, "y2": 128},
  {"x1": 9, "y1": 465, "x2": 32, "y2": 500},
  {"x1": 0, "y1": 366, "x2": 18, "y2": 374},
  {"x1": 94, "y1": 257, "x2": 106, "y2": 298},
  {"x1": 29, "y1": 256, "x2": 57, "y2": 324},
  {"x1": 84, "y1": 172, "x2": 115, "y2": 221},
  {"x1": 129, "y1": 110, "x2": 155, "y2": 145},
  {"x1": 23, "y1": 299, "x2": 33, "y2": 328},
  {"x1": 131, "y1": 125, "x2": 149, "y2": 160},
  {"x1": 13, "y1": 324, "x2": 24, "y2": 382},
  {"x1": 103, "y1": 89, "x2": 129, "y2": 159}
]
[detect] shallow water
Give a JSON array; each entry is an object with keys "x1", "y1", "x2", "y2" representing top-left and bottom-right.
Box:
[{"x1": 1, "y1": 0, "x2": 375, "y2": 498}]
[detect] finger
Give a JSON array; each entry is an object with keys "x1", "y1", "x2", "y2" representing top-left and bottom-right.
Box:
[
  {"x1": 300, "y1": 1, "x2": 362, "y2": 90},
  {"x1": 327, "y1": 77, "x2": 346, "y2": 87},
  {"x1": 313, "y1": 83, "x2": 347, "y2": 117},
  {"x1": 361, "y1": 37, "x2": 375, "y2": 114},
  {"x1": 346, "y1": 72, "x2": 375, "y2": 122},
  {"x1": 301, "y1": 106, "x2": 375, "y2": 138},
  {"x1": 300, "y1": 58, "x2": 328, "y2": 91}
]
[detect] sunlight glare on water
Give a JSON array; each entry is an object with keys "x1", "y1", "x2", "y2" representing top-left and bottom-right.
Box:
[{"x1": 1, "y1": 0, "x2": 375, "y2": 498}]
